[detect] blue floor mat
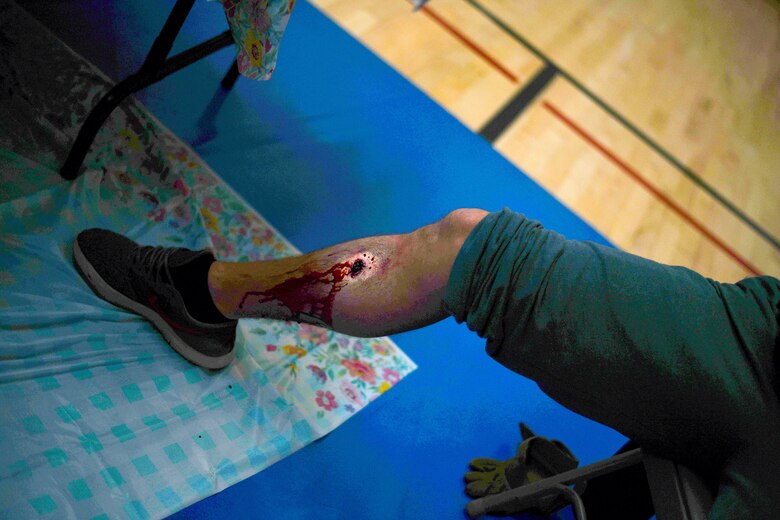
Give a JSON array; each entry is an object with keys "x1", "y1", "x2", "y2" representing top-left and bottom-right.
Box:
[{"x1": 17, "y1": 1, "x2": 629, "y2": 518}]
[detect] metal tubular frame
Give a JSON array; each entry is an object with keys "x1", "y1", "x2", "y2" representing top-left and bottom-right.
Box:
[
  {"x1": 466, "y1": 446, "x2": 716, "y2": 519},
  {"x1": 60, "y1": 0, "x2": 238, "y2": 180}
]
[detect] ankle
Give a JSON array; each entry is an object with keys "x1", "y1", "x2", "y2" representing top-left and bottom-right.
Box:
[{"x1": 207, "y1": 261, "x2": 235, "y2": 319}]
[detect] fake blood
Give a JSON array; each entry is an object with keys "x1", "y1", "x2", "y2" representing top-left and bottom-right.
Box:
[{"x1": 238, "y1": 260, "x2": 363, "y2": 326}]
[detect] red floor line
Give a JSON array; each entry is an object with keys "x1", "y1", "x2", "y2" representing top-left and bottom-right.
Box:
[
  {"x1": 415, "y1": 4, "x2": 518, "y2": 83},
  {"x1": 541, "y1": 101, "x2": 762, "y2": 276}
]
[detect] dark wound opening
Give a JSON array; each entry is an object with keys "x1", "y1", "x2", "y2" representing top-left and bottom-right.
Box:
[{"x1": 351, "y1": 259, "x2": 365, "y2": 275}]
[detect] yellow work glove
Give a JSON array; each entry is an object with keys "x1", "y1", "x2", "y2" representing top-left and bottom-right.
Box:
[{"x1": 464, "y1": 423, "x2": 579, "y2": 516}]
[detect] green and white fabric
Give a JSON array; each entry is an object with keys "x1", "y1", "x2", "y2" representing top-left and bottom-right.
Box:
[{"x1": 0, "y1": 2, "x2": 415, "y2": 518}]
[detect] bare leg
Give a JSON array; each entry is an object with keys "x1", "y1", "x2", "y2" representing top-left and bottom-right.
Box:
[{"x1": 207, "y1": 208, "x2": 489, "y2": 337}]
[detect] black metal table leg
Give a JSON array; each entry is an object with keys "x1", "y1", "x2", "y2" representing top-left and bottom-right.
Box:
[
  {"x1": 221, "y1": 61, "x2": 240, "y2": 90},
  {"x1": 60, "y1": 0, "x2": 237, "y2": 180},
  {"x1": 60, "y1": 76, "x2": 142, "y2": 180}
]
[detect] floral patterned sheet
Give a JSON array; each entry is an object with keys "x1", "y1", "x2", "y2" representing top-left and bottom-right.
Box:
[
  {"x1": 0, "y1": 1, "x2": 415, "y2": 518},
  {"x1": 214, "y1": 0, "x2": 297, "y2": 81}
]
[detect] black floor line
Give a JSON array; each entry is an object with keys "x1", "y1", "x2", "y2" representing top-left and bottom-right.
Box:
[
  {"x1": 464, "y1": 0, "x2": 779, "y2": 251},
  {"x1": 479, "y1": 63, "x2": 558, "y2": 142}
]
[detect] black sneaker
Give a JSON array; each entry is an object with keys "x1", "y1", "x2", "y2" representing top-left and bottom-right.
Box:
[{"x1": 73, "y1": 229, "x2": 237, "y2": 369}]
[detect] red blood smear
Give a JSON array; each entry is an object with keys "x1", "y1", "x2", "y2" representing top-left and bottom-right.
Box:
[{"x1": 238, "y1": 261, "x2": 355, "y2": 326}]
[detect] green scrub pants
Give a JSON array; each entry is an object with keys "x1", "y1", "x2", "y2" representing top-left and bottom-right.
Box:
[{"x1": 444, "y1": 208, "x2": 780, "y2": 519}]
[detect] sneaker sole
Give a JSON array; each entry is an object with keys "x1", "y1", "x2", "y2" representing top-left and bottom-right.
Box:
[{"x1": 73, "y1": 238, "x2": 235, "y2": 370}]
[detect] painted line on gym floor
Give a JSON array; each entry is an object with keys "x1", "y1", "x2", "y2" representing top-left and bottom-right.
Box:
[
  {"x1": 462, "y1": 0, "x2": 779, "y2": 252},
  {"x1": 479, "y1": 63, "x2": 558, "y2": 142},
  {"x1": 543, "y1": 101, "x2": 762, "y2": 276},
  {"x1": 412, "y1": 2, "x2": 518, "y2": 83}
]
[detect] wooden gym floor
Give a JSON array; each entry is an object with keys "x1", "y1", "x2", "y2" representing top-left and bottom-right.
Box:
[{"x1": 309, "y1": 0, "x2": 780, "y2": 282}]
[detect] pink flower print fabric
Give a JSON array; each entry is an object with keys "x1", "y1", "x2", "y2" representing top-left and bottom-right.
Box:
[{"x1": 215, "y1": 0, "x2": 297, "y2": 80}]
